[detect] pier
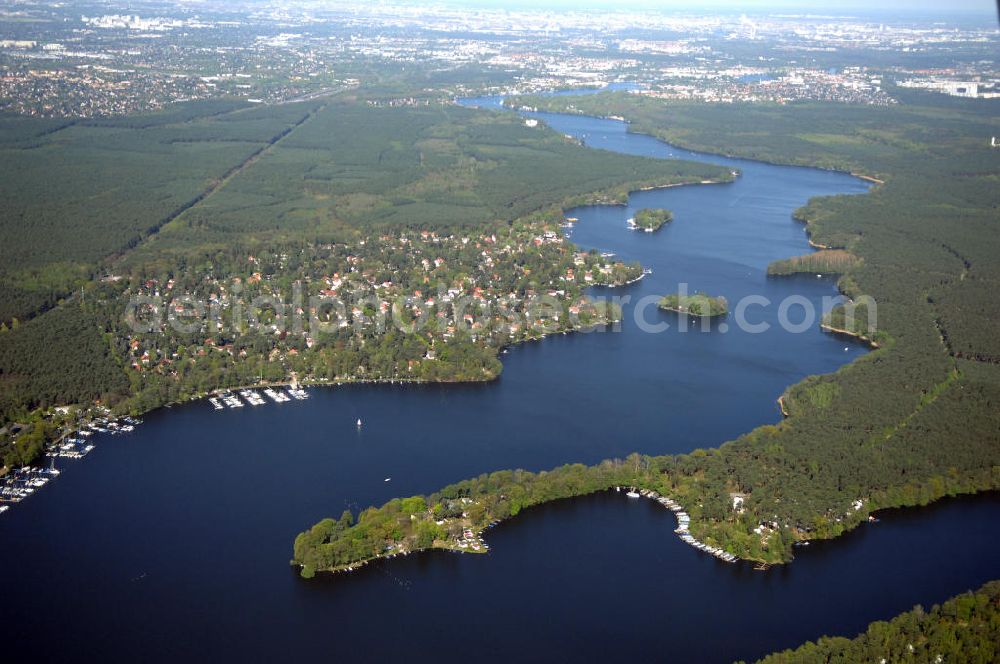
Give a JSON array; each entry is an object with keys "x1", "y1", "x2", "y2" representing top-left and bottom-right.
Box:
[{"x1": 208, "y1": 384, "x2": 310, "y2": 411}]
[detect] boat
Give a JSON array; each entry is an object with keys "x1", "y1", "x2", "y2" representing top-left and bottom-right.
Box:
[
  {"x1": 356, "y1": 418, "x2": 363, "y2": 428},
  {"x1": 240, "y1": 390, "x2": 266, "y2": 406},
  {"x1": 263, "y1": 388, "x2": 290, "y2": 403},
  {"x1": 625, "y1": 489, "x2": 640, "y2": 498}
]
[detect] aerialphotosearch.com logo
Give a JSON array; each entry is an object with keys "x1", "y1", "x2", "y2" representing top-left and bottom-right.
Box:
[{"x1": 123, "y1": 282, "x2": 877, "y2": 339}]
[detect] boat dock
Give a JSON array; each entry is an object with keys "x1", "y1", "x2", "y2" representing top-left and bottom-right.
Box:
[
  {"x1": 50, "y1": 415, "x2": 140, "y2": 459},
  {"x1": 263, "y1": 388, "x2": 290, "y2": 403},
  {"x1": 239, "y1": 390, "x2": 266, "y2": 406},
  {"x1": 2, "y1": 414, "x2": 142, "y2": 515},
  {"x1": 287, "y1": 387, "x2": 309, "y2": 400},
  {"x1": 617, "y1": 486, "x2": 737, "y2": 563},
  {"x1": 1, "y1": 466, "x2": 61, "y2": 505},
  {"x1": 221, "y1": 393, "x2": 244, "y2": 408},
  {"x1": 210, "y1": 385, "x2": 309, "y2": 411}
]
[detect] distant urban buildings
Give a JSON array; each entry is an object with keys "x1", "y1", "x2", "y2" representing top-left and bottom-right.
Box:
[{"x1": 0, "y1": 2, "x2": 996, "y2": 117}]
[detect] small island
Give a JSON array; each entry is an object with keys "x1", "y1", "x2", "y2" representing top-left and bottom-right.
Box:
[
  {"x1": 658, "y1": 292, "x2": 728, "y2": 317},
  {"x1": 628, "y1": 208, "x2": 673, "y2": 233}
]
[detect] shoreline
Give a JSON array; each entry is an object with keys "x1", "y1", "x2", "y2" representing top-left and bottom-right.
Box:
[
  {"x1": 778, "y1": 395, "x2": 790, "y2": 418},
  {"x1": 807, "y1": 238, "x2": 835, "y2": 250},
  {"x1": 302, "y1": 486, "x2": 743, "y2": 578},
  {"x1": 302, "y1": 471, "x2": 1000, "y2": 578},
  {"x1": 851, "y1": 172, "x2": 885, "y2": 185},
  {"x1": 820, "y1": 323, "x2": 881, "y2": 349},
  {"x1": 116, "y1": 314, "x2": 631, "y2": 420},
  {"x1": 657, "y1": 305, "x2": 728, "y2": 318}
]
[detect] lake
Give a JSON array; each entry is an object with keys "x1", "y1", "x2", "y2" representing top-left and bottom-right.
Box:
[{"x1": 0, "y1": 95, "x2": 995, "y2": 663}]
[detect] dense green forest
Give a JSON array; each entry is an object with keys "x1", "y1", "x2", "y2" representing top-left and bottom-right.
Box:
[
  {"x1": 746, "y1": 580, "x2": 1000, "y2": 664},
  {"x1": 0, "y1": 99, "x2": 311, "y2": 323},
  {"x1": 295, "y1": 94, "x2": 1000, "y2": 573},
  {"x1": 767, "y1": 250, "x2": 862, "y2": 276},
  {"x1": 0, "y1": 301, "x2": 128, "y2": 467},
  {"x1": 141, "y1": 99, "x2": 727, "y2": 258},
  {"x1": 0, "y1": 95, "x2": 729, "y2": 465}
]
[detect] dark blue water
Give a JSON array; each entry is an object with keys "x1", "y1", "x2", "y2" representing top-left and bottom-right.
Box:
[{"x1": 1, "y1": 97, "x2": 996, "y2": 663}]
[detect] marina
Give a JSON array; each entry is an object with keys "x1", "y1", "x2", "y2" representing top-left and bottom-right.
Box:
[
  {"x1": 221, "y1": 393, "x2": 245, "y2": 408},
  {"x1": 240, "y1": 390, "x2": 267, "y2": 406},
  {"x1": 207, "y1": 385, "x2": 312, "y2": 411},
  {"x1": 1, "y1": 415, "x2": 140, "y2": 512},
  {"x1": 287, "y1": 387, "x2": 310, "y2": 400},
  {"x1": 264, "y1": 388, "x2": 291, "y2": 403},
  {"x1": 617, "y1": 486, "x2": 737, "y2": 563},
  {"x1": 1, "y1": 466, "x2": 60, "y2": 504}
]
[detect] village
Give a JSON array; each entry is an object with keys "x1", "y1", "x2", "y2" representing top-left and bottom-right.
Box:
[{"x1": 119, "y1": 223, "x2": 639, "y2": 386}]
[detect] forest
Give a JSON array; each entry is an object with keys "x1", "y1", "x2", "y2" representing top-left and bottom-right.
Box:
[
  {"x1": 294, "y1": 92, "x2": 1000, "y2": 573},
  {"x1": 0, "y1": 99, "x2": 310, "y2": 324},
  {"x1": 766, "y1": 250, "x2": 862, "y2": 276},
  {"x1": 138, "y1": 99, "x2": 728, "y2": 259},
  {"x1": 746, "y1": 580, "x2": 1000, "y2": 664}
]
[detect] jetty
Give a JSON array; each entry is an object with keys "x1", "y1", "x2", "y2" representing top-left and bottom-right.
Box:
[
  {"x1": 221, "y1": 393, "x2": 244, "y2": 408},
  {"x1": 1, "y1": 466, "x2": 61, "y2": 507},
  {"x1": 263, "y1": 388, "x2": 291, "y2": 403},
  {"x1": 287, "y1": 387, "x2": 310, "y2": 400},
  {"x1": 240, "y1": 389, "x2": 267, "y2": 406},
  {"x1": 209, "y1": 386, "x2": 306, "y2": 410}
]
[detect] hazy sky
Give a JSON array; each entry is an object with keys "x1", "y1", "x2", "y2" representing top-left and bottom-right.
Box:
[{"x1": 428, "y1": 0, "x2": 999, "y2": 15}]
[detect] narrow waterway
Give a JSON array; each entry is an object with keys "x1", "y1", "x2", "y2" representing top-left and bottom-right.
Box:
[{"x1": 0, "y1": 93, "x2": 995, "y2": 663}]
